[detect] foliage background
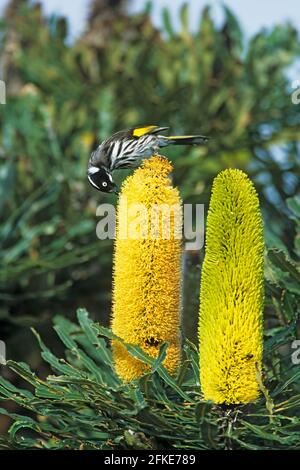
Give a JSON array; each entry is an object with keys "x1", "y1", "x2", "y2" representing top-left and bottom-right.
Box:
[{"x1": 0, "y1": 0, "x2": 299, "y2": 447}]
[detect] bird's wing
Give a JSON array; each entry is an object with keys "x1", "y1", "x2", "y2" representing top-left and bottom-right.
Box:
[{"x1": 131, "y1": 125, "x2": 169, "y2": 137}]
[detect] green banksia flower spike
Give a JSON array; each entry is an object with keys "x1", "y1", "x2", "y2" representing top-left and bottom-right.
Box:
[
  {"x1": 112, "y1": 155, "x2": 182, "y2": 381},
  {"x1": 199, "y1": 169, "x2": 264, "y2": 404}
]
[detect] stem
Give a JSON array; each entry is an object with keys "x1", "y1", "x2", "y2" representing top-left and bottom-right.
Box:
[{"x1": 217, "y1": 405, "x2": 241, "y2": 450}]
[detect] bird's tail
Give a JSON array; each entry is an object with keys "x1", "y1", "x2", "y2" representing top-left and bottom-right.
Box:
[{"x1": 163, "y1": 135, "x2": 210, "y2": 146}]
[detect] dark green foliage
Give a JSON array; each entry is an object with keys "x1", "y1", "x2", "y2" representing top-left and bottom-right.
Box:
[{"x1": 0, "y1": 302, "x2": 299, "y2": 450}]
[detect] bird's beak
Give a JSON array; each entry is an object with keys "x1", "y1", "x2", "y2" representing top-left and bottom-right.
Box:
[{"x1": 113, "y1": 186, "x2": 119, "y2": 195}]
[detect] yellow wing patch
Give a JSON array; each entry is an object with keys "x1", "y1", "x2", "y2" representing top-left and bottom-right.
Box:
[{"x1": 132, "y1": 125, "x2": 158, "y2": 137}]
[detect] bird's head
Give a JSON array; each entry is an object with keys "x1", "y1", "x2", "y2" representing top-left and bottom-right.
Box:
[{"x1": 87, "y1": 166, "x2": 118, "y2": 194}]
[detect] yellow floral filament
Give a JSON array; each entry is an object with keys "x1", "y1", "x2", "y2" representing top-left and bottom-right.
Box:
[
  {"x1": 199, "y1": 169, "x2": 264, "y2": 404},
  {"x1": 112, "y1": 155, "x2": 182, "y2": 381}
]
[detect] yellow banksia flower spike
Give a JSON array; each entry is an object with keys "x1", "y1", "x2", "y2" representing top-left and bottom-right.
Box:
[
  {"x1": 199, "y1": 169, "x2": 264, "y2": 404},
  {"x1": 112, "y1": 155, "x2": 182, "y2": 381}
]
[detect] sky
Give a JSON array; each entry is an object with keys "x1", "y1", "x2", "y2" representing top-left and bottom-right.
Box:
[{"x1": 0, "y1": 0, "x2": 300, "y2": 39}]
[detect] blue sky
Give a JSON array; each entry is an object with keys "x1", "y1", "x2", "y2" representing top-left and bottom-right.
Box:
[{"x1": 0, "y1": 0, "x2": 300, "y2": 38}]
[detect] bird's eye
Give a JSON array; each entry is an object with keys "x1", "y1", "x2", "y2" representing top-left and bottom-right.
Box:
[{"x1": 102, "y1": 182, "x2": 108, "y2": 187}]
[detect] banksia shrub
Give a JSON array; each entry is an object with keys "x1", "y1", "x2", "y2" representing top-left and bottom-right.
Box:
[
  {"x1": 112, "y1": 155, "x2": 182, "y2": 381},
  {"x1": 199, "y1": 169, "x2": 264, "y2": 404}
]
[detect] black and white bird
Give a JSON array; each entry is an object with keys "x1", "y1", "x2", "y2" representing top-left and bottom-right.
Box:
[{"x1": 87, "y1": 125, "x2": 209, "y2": 194}]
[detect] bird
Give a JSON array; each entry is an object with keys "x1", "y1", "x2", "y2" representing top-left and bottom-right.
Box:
[{"x1": 87, "y1": 125, "x2": 209, "y2": 194}]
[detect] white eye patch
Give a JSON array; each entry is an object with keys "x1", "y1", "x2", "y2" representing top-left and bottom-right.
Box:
[
  {"x1": 88, "y1": 166, "x2": 99, "y2": 175},
  {"x1": 102, "y1": 182, "x2": 108, "y2": 187}
]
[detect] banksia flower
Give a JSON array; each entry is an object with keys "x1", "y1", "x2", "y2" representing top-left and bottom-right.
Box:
[
  {"x1": 199, "y1": 169, "x2": 264, "y2": 404},
  {"x1": 112, "y1": 155, "x2": 182, "y2": 381}
]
